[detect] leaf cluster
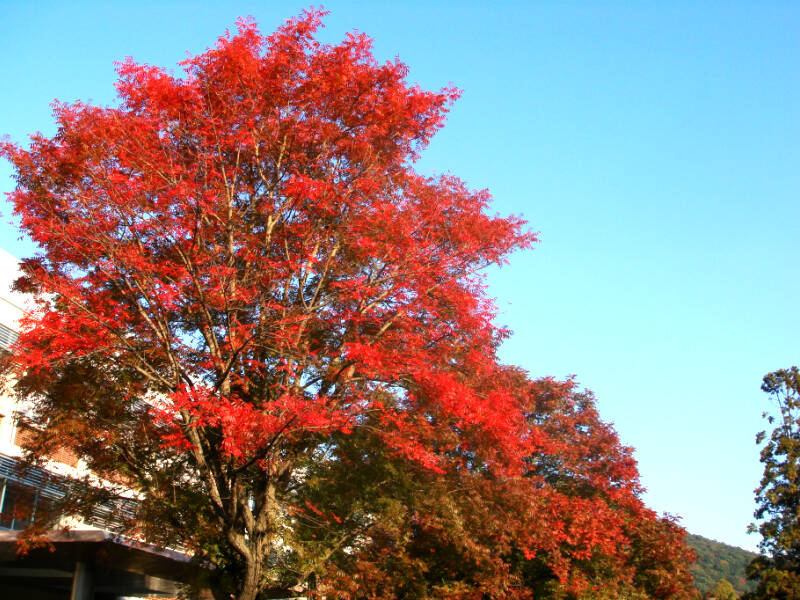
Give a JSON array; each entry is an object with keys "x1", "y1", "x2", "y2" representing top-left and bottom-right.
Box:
[
  {"x1": 687, "y1": 534, "x2": 755, "y2": 595},
  {"x1": 744, "y1": 367, "x2": 800, "y2": 600},
  {"x1": 0, "y1": 10, "x2": 696, "y2": 600}
]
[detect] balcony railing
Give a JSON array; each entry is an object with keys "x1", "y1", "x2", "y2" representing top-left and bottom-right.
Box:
[
  {"x1": 0, "y1": 453, "x2": 136, "y2": 533},
  {"x1": 0, "y1": 323, "x2": 18, "y2": 352}
]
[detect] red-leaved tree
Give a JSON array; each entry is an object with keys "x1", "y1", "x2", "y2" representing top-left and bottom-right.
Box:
[
  {"x1": 306, "y1": 373, "x2": 696, "y2": 599},
  {"x1": 1, "y1": 10, "x2": 695, "y2": 599}
]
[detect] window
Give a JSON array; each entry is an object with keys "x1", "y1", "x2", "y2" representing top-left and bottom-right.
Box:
[
  {"x1": 0, "y1": 454, "x2": 136, "y2": 533},
  {"x1": 0, "y1": 479, "x2": 34, "y2": 530},
  {"x1": 0, "y1": 323, "x2": 18, "y2": 351}
]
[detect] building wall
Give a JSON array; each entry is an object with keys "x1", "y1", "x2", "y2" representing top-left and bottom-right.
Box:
[
  {"x1": 0, "y1": 248, "x2": 95, "y2": 530},
  {"x1": 0, "y1": 248, "x2": 24, "y2": 459},
  {"x1": 0, "y1": 249, "x2": 191, "y2": 598}
]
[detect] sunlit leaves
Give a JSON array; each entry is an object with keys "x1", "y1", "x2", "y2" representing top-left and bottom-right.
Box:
[{"x1": 1, "y1": 9, "x2": 694, "y2": 600}]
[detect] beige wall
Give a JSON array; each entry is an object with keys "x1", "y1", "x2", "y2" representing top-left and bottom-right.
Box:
[
  {"x1": 0, "y1": 248, "x2": 23, "y2": 454},
  {"x1": 0, "y1": 248, "x2": 25, "y2": 334}
]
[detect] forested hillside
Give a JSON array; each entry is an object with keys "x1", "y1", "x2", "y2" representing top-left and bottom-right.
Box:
[{"x1": 688, "y1": 534, "x2": 757, "y2": 595}]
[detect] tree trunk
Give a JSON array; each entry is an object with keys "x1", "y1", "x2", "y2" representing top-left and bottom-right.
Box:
[{"x1": 236, "y1": 560, "x2": 263, "y2": 600}]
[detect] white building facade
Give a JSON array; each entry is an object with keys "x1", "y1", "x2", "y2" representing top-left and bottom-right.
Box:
[{"x1": 0, "y1": 249, "x2": 198, "y2": 599}]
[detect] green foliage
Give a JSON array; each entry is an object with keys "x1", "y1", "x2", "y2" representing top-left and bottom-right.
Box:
[
  {"x1": 744, "y1": 366, "x2": 800, "y2": 600},
  {"x1": 706, "y1": 578, "x2": 738, "y2": 600},
  {"x1": 687, "y1": 534, "x2": 755, "y2": 595},
  {"x1": 745, "y1": 556, "x2": 800, "y2": 600},
  {"x1": 752, "y1": 367, "x2": 800, "y2": 556}
]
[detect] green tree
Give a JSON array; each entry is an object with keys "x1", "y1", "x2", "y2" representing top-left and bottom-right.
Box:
[
  {"x1": 746, "y1": 367, "x2": 800, "y2": 599},
  {"x1": 706, "y1": 578, "x2": 738, "y2": 600},
  {"x1": 686, "y1": 534, "x2": 755, "y2": 595}
]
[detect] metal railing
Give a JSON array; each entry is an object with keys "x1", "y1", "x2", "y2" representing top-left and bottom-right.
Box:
[
  {"x1": 0, "y1": 323, "x2": 18, "y2": 351},
  {"x1": 0, "y1": 453, "x2": 136, "y2": 533}
]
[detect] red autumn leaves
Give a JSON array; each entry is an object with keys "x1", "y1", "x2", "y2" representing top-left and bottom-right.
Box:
[{"x1": 1, "y1": 10, "x2": 695, "y2": 599}]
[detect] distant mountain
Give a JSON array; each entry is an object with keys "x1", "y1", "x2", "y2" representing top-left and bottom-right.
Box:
[{"x1": 687, "y1": 534, "x2": 758, "y2": 595}]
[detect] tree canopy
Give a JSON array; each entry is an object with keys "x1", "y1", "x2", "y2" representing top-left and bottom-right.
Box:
[
  {"x1": 688, "y1": 534, "x2": 755, "y2": 595},
  {"x1": 745, "y1": 367, "x2": 800, "y2": 599},
  {"x1": 1, "y1": 10, "x2": 696, "y2": 600},
  {"x1": 706, "y1": 578, "x2": 738, "y2": 600}
]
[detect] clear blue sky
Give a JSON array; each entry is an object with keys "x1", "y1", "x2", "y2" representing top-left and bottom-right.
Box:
[{"x1": 2, "y1": 1, "x2": 798, "y2": 552}]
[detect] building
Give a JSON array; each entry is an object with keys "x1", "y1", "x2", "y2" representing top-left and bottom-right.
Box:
[{"x1": 0, "y1": 248, "x2": 204, "y2": 599}]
